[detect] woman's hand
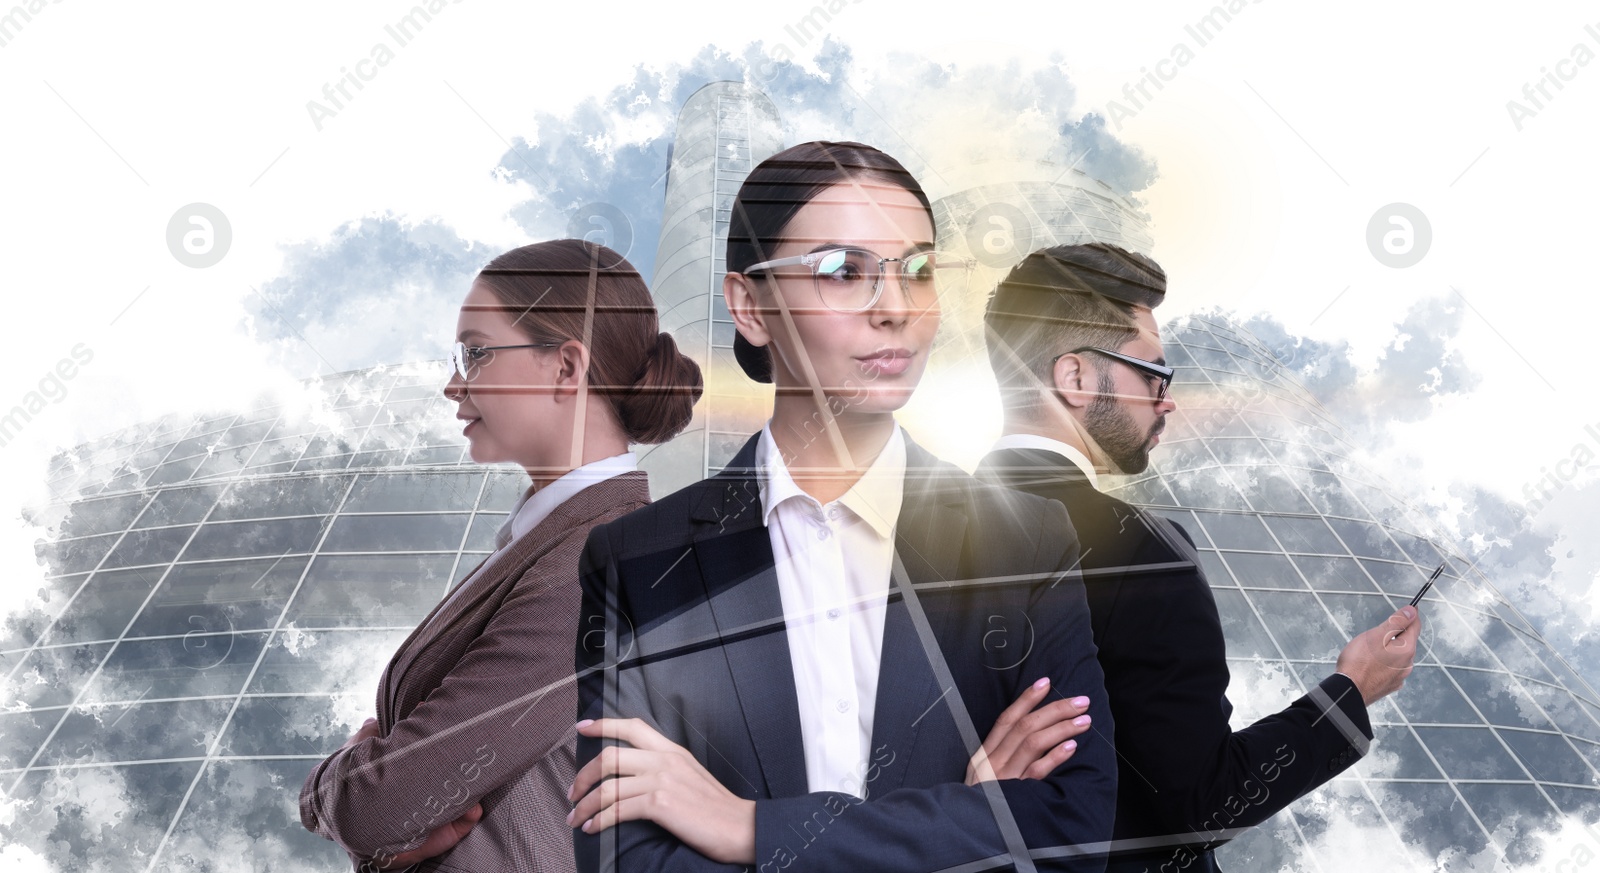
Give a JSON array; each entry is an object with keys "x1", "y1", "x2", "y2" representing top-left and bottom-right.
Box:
[
  {"x1": 567, "y1": 718, "x2": 756, "y2": 865},
  {"x1": 343, "y1": 717, "x2": 382, "y2": 749},
  {"x1": 368, "y1": 804, "x2": 483, "y2": 870},
  {"x1": 966, "y1": 677, "x2": 1093, "y2": 784}
]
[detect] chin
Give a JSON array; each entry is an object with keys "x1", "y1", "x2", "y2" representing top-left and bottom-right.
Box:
[
  {"x1": 1113, "y1": 455, "x2": 1151, "y2": 475},
  {"x1": 849, "y1": 386, "x2": 917, "y2": 415}
]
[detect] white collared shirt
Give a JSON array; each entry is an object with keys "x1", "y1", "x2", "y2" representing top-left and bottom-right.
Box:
[
  {"x1": 494, "y1": 452, "x2": 639, "y2": 549},
  {"x1": 989, "y1": 433, "x2": 1100, "y2": 491},
  {"x1": 429, "y1": 453, "x2": 637, "y2": 626},
  {"x1": 757, "y1": 423, "x2": 905, "y2": 796}
]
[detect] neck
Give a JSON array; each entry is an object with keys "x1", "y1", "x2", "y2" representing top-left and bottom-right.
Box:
[
  {"x1": 1001, "y1": 416, "x2": 1108, "y2": 472},
  {"x1": 769, "y1": 397, "x2": 896, "y2": 504},
  {"x1": 522, "y1": 404, "x2": 631, "y2": 491}
]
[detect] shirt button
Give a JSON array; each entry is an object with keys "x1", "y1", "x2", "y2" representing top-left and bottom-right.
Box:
[
  {"x1": 827, "y1": 608, "x2": 841, "y2": 621},
  {"x1": 827, "y1": 506, "x2": 842, "y2": 520},
  {"x1": 817, "y1": 527, "x2": 831, "y2": 541},
  {"x1": 836, "y1": 699, "x2": 851, "y2": 713}
]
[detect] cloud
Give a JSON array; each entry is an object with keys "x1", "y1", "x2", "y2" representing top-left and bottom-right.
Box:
[
  {"x1": 250, "y1": 40, "x2": 1158, "y2": 378},
  {"x1": 248, "y1": 216, "x2": 497, "y2": 376},
  {"x1": 1239, "y1": 294, "x2": 1479, "y2": 433},
  {"x1": 1226, "y1": 299, "x2": 1600, "y2": 689}
]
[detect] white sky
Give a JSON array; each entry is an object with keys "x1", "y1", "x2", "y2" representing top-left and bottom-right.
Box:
[{"x1": 0, "y1": 0, "x2": 1594, "y2": 572}]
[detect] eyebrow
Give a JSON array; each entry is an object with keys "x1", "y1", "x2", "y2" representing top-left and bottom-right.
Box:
[
  {"x1": 805, "y1": 241, "x2": 937, "y2": 257},
  {"x1": 457, "y1": 328, "x2": 492, "y2": 342}
]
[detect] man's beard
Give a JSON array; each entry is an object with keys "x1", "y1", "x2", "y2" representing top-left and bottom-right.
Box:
[{"x1": 1084, "y1": 368, "x2": 1161, "y2": 474}]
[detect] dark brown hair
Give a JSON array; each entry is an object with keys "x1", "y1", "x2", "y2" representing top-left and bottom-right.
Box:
[
  {"x1": 983, "y1": 243, "x2": 1165, "y2": 420},
  {"x1": 473, "y1": 239, "x2": 703, "y2": 444},
  {"x1": 726, "y1": 141, "x2": 935, "y2": 383}
]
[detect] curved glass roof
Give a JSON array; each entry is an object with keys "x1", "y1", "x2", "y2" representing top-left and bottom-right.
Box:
[{"x1": 4, "y1": 316, "x2": 1595, "y2": 869}]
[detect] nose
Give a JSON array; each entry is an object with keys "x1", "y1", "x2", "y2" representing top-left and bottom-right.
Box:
[
  {"x1": 443, "y1": 367, "x2": 467, "y2": 401},
  {"x1": 866, "y1": 263, "x2": 921, "y2": 327},
  {"x1": 1157, "y1": 386, "x2": 1177, "y2": 414}
]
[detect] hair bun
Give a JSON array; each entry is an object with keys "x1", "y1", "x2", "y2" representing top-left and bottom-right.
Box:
[{"x1": 617, "y1": 332, "x2": 704, "y2": 444}]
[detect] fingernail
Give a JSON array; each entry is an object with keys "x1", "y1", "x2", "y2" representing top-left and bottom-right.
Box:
[
  {"x1": 576, "y1": 719, "x2": 594, "y2": 729},
  {"x1": 582, "y1": 818, "x2": 594, "y2": 833},
  {"x1": 1062, "y1": 740, "x2": 1077, "y2": 751},
  {"x1": 1402, "y1": 606, "x2": 1417, "y2": 619},
  {"x1": 1071, "y1": 696, "x2": 1090, "y2": 708},
  {"x1": 566, "y1": 810, "x2": 575, "y2": 825},
  {"x1": 1033, "y1": 676, "x2": 1050, "y2": 690},
  {"x1": 1073, "y1": 715, "x2": 1091, "y2": 727}
]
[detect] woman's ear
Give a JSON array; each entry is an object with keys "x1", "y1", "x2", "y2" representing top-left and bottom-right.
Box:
[
  {"x1": 551, "y1": 340, "x2": 591, "y2": 398},
  {"x1": 723, "y1": 272, "x2": 772, "y2": 349},
  {"x1": 1052, "y1": 352, "x2": 1093, "y2": 411}
]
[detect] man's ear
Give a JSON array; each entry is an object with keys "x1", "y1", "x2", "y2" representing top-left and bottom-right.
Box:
[
  {"x1": 1052, "y1": 352, "x2": 1094, "y2": 411},
  {"x1": 723, "y1": 272, "x2": 772, "y2": 349},
  {"x1": 550, "y1": 340, "x2": 591, "y2": 399}
]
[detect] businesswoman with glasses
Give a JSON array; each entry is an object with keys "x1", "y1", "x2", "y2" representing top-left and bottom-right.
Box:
[
  {"x1": 568, "y1": 141, "x2": 1117, "y2": 873},
  {"x1": 300, "y1": 238, "x2": 702, "y2": 872}
]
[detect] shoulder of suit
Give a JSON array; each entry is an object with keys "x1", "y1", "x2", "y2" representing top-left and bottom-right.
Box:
[
  {"x1": 1106, "y1": 497, "x2": 1201, "y2": 564},
  {"x1": 586, "y1": 470, "x2": 741, "y2": 549},
  {"x1": 535, "y1": 474, "x2": 648, "y2": 534}
]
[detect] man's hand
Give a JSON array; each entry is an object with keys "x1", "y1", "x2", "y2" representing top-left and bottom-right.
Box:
[
  {"x1": 368, "y1": 804, "x2": 484, "y2": 870},
  {"x1": 966, "y1": 677, "x2": 1093, "y2": 784},
  {"x1": 1335, "y1": 605, "x2": 1422, "y2": 705},
  {"x1": 568, "y1": 718, "x2": 756, "y2": 865}
]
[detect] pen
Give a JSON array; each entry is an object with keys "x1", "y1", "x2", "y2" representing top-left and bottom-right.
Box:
[{"x1": 1409, "y1": 563, "x2": 1446, "y2": 607}]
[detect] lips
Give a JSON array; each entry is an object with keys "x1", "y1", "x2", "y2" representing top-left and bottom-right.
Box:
[
  {"x1": 1148, "y1": 421, "x2": 1165, "y2": 447},
  {"x1": 856, "y1": 348, "x2": 913, "y2": 377},
  {"x1": 459, "y1": 416, "x2": 481, "y2": 436}
]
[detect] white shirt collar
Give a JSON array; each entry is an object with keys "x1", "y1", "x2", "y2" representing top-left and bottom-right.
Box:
[
  {"x1": 498, "y1": 452, "x2": 638, "y2": 546},
  {"x1": 989, "y1": 433, "x2": 1100, "y2": 490},
  {"x1": 756, "y1": 423, "x2": 905, "y2": 541}
]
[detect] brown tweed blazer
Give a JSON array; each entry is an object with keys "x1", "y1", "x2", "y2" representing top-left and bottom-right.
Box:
[{"x1": 300, "y1": 471, "x2": 651, "y2": 873}]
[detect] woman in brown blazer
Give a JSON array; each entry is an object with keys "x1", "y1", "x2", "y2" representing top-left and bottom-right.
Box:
[{"x1": 299, "y1": 239, "x2": 702, "y2": 872}]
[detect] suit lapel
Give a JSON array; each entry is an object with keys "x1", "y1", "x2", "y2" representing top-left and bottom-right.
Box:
[
  {"x1": 688, "y1": 436, "x2": 809, "y2": 799},
  {"x1": 381, "y1": 473, "x2": 649, "y2": 724},
  {"x1": 867, "y1": 438, "x2": 970, "y2": 792}
]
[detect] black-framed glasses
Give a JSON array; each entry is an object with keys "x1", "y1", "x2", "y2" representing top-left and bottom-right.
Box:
[
  {"x1": 448, "y1": 340, "x2": 562, "y2": 382},
  {"x1": 742, "y1": 247, "x2": 974, "y2": 313},
  {"x1": 1063, "y1": 347, "x2": 1174, "y2": 401}
]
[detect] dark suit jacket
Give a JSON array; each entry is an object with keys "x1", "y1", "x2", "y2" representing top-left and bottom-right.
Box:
[
  {"x1": 976, "y1": 448, "x2": 1372, "y2": 873},
  {"x1": 300, "y1": 472, "x2": 651, "y2": 873},
  {"x1": 575, "y1": 433, "x2": 1117, "y2": 873}
]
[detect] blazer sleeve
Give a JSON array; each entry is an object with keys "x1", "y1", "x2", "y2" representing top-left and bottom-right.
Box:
[
  {"x1": 299, "y1": 531, "x2": 587, "y2": 861},
  {"x1": 574, "y1": 523, "x2": 749, "y2": 872},
  {"x1": 1107, "y1": 517, "x2": 1371, "y2": 840},
  {"x1": 575, "y1": 501, "x2": 1117, "y2": 873}
]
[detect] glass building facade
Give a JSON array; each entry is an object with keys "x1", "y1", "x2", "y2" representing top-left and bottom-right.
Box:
[
  {"x1": 2, "y1": 83, "x2": 1595, "y2": 871},
  {"x1": 643, "y1": 81, "x2": 784, "y2": 494},
  {"x1": 8, "y1": 320, "x2": 1596, "y2": 870},
  {"x1": 1107, "y1": 315, "x2": 1600, "y2": 868},
  {"x1": 1, "y1": 364, "x2": 529, "y2": 871}
]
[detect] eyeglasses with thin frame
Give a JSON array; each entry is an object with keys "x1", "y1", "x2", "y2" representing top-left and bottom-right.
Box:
[
  {"x1": 1060, "y1": 346, "x2": 1174, "y2": 402},
  {"x1": 448, "y1": 340, "x2": 562, "y2": 382},
  {"x1": 741, "y1": 247, "x2": 974, "y2": 313}
]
